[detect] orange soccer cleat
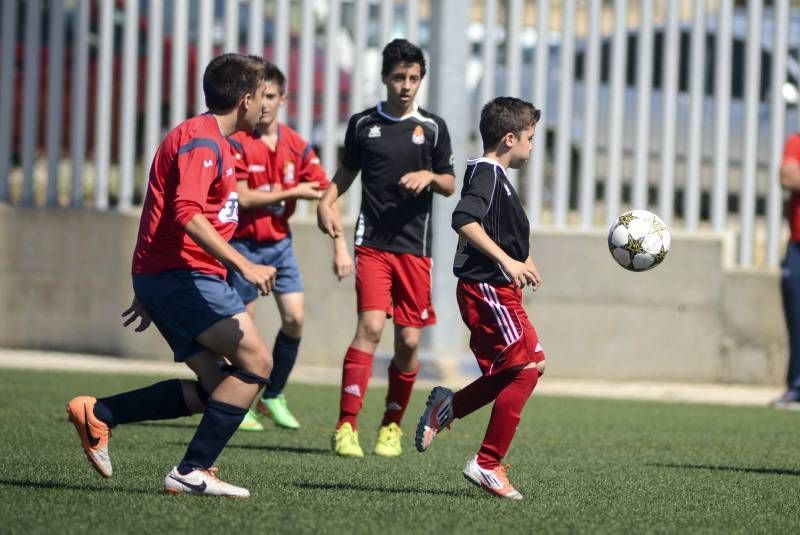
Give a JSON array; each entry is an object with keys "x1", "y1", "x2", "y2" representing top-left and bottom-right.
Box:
[{"x1": 66, "y1": 396, "x2": 113, "y2": 478}]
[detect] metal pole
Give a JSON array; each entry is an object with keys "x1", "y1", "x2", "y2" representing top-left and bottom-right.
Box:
[
  {"x1": 224, "y1": 0, "x2": 239, "y2": 53},
  {"x1": 297, "y1": 0, "x2": 314, "y2": 141},
  {"x1": 275, "y1": 0, "x2": 290, "y2": 122},
  {"x1": 170, "y1": 0, "x2": 189, "y2": 129},
  {"x1": 144, "y1": 0, "x2": 164, "y2": 193},
  {"x1": 118, "y1": 0, "x2": 139, "y2": 211},
  {"x1": 248, "y1": 0, "x2": 264, "y2": 55},
  {"x1": 322, "y1": 0, "x2": 341, "y2": 176},
  {"x1": 766, "y1": 0, "x2": 789, "y2": 268},
  {"x1": 579, "y1": 0, "x2": 601, "y2": 228},
  {"x1": 632, "y1": 0, "x2": 654, "y2": 210},
  {"x1": 479, "y1": 0, "x2": 497, "y2": 145},
  {"x1": 505, "y1": 0, "x2": 524, "y2": 190},
  {"x1": 21, "y1": 0, "x2": 42, "y2": 206},
  {"x1": 684, "y1": 1, "x2": 705, "y2": 230},
  {"x1": 712, "y1": 0, "x2": 733, "y2": 232},
  {"x1": 425, "y1": 0, "x2": 469, "y2": 377},
  {"x1": 93, "y1": 0, "x2": 114, "y2": 210},
  {"x1": 0, "y1": 0, "x2": 18, "y2": 202},
  {"x1": 46, "y1": 0, "x2": 66, "y2": 206},
  {"x1": 70, "y1": 0, "x2": 90, "y2": 207},
  {"x1": 348, "y1": 0, "x2": 368, "y2": 220},
  {"x1": 405, "y1": 0, "x2": 419, "y2": 45},
  {"x1": 738, "y1": 0, "x2": 762, "y2": 267},
  {"x1": 380, "y1": 0, "x2": 394, "y2": 45},
  {"x1": 196, "y1": 0, "x2": 213, "y2": 115},
  {"x1": 658, "y1": 0, "x2": 680, "y2": 226},
  {"x1": 554, "y1": 0, "x2": 575, "y2": 226},
  {"x1": 605, "y1": 0, "x2": 628, "y2": 225},
  {"x1": 526, "y1": 0, "x2": 549, "y2": 223}
]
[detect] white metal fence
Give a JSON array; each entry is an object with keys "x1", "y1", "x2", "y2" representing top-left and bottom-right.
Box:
[{"x1": 1, "y1": 0, "x2": 799, "y2": 268}]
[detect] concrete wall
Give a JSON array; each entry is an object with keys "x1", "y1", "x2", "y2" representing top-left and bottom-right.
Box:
[{"x1": 0, "y1": 205, "x2": 787, "y2": 384}]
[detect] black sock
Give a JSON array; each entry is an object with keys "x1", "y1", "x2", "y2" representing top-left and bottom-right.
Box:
[
  {"x1": 178, "y1": 398, "x2": 247, "y2": 474},
  {"x1": 93, "y1": 379, "x2": 191, "y2": 428},
  {"x1": 263, "y1": 331, "x2": 300, "y2": 399}
]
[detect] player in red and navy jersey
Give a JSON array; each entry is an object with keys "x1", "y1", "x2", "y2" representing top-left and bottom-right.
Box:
[
  {"x1": 66, "y1": 54, "x2": 274, "y2": 498},
  {"x1": 415, "y1": 97, "x2": 545, "y2": 500},
  {"x1": 774, "y1": 133, "x2": 800, "y2": 409},
  {"x1": 227, "y1": 63, "x2": 353, "y2": 431},
  {"x1": 317, "y1": 39, "x2": 455, "y2": 458}
]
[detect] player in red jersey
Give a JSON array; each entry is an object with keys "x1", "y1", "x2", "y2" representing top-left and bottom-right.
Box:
[
  {"x1": 317, "y1": 39, "x2": 455, "y2": 458},
  {"x1": 227, "y1": 63, "x2": 354, "y2": 431},
  {"x1": 415, "y1": 97, "x2": 545, "y2": 500},
  {"x1": 66, "y1": 54, "x2": 274, "y2": 498},
  {"x1": 774, "y1": 133, "x2": 800, "y2": 409}
]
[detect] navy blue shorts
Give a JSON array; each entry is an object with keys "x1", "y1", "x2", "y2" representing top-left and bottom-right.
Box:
[
  {"x1": 133, "y1": 271, "x2": 246, "y2": 361},
  {"x1": 227, "y1": 237, "x2": 304, "y2": 304}
]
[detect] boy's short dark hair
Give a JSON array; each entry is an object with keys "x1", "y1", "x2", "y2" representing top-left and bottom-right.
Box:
[
  {"x1": 480, "y1": 97, "x2": 541, "y2": 151},
  {"x1": 264, "y1": 62, "x2": 287, "y2": 94},
  {"x1": 203, "y1": 53, "x2": 267, "y2": 112},
  {"x1": 381, "y1": 38, "x2": 427, "y2": 78}
]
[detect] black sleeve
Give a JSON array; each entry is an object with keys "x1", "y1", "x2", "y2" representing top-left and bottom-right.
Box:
[
  {"x1": 341, "y1": 114, "x2": 362, "y2": 172},
  {"x1": 431, "y1": 117, "x2": 455, "y2": 175},
  {"x1": 451, "y1": 169, "x2": 495, "y2": 231}
]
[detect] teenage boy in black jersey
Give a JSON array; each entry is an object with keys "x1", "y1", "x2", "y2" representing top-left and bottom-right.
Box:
[
  {"x1": 414, "y1": 97, "x2": 545, "y2": 501},
  {"x1": 317, "y1": 39, "x2": 455, "y2": 458}
]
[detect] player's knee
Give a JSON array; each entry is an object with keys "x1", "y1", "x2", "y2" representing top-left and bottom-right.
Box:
[
  {"x1": 358, "y1": 318, "x2": 384, "y2": 344},
  {"x1": 281, "y1": 313, "x2": 303, "y2": 338},
  {"x1": 396, "y1": 329, "x2": 420, "y2": 352},
  {"x1": 536, "y1": 359, "x2": 546, "y2": 376}
]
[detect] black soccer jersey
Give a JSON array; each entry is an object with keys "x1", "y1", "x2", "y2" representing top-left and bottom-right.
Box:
[
  {"x1": 342, "y1": 102, "x2": 454, "y2": 257},
  {"x1": 451, "y1": 158, "x2": 531, "y2": 285}
]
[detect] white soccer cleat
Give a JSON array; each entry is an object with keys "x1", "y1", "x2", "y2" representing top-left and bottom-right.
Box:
[
  {"x1": 463, "y1": 456, "x2": 523, "y2": 500},
  {"x1": 164, "y1": 466, "x2": 250, "y2": 498},
  {"x1": 415, "y1": 386, "x2": 454, "y2": 452}
]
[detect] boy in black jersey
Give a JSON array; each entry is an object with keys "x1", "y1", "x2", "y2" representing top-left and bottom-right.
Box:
[
  {"x1": 414, "y1": 97, "x2": 545, "y2": 500},
  {"x1": 317, "y1": 39, "x2": 455, "y2": 458}
]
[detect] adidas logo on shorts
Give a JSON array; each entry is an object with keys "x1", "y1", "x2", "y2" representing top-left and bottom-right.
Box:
[{"x1": 344, "y1": 384, "x2": 362, "y2": 397}]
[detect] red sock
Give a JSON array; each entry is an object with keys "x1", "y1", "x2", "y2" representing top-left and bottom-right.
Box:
[
  {"x1": 452, "y1": 372, "x2": 511, "y2": 419},
  {"x1": 476, "y1": 367, "x2": 539, "y2": 470},
  {"x1": 337, "y1": 347, "x2": 374, "y2": 430},
  {"x1": 381, "y1": 362, "x2": 418, "y2": 426}
]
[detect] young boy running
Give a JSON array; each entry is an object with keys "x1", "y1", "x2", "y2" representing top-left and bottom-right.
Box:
[
  {"x1": 66, "y1": 54, "x2": 275, "y2": 498},
  {"x1": 227, "y1": 63, "x2": 354, "y2": 431},
  {"x1": 415, "y1": 97, "x2": 546, "y2": 500},
  {"x1": 317, "y1": 39, "x2": 455, "y2": 458}
]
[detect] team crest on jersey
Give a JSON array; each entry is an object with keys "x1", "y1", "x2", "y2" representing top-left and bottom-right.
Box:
[
  {"x1": 218, "y1": 191, "x2": 239, "y2": 224},
  {"x1": 368, "y1": 125, "x2": 381, "y2": 138},
  {"x1": 284, "y1": 161, "x2": 296, "y2": 184},
  {"x1": 411, "y1": 125, "x2": 425, "y2": 145}
]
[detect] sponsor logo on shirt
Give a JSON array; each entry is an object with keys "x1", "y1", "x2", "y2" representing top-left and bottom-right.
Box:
[
  {"x1": 368, "y1": 125, "x2": 381, "y2": 138},
  {"x1": 284, "y1": 161, "x2": 296, "y2": 184},
  {"x1": 225, "y1": 167, "x2": 234, "y2": 177},
  {"x1": 248, "y1": 164, "x2": 267, "y2": 173},
  {"x1": 412, "y1": 125, "x2": 425, "y2": 145},
  {"x1": 203, "y1": 159, "x2": 214, "y2": 168},
  {"x1": 503, "y1": 182, "x2": 512, "y2": 196},
  {"x1": 218, "y1": 191, "x2": 239, "y2": 224}
]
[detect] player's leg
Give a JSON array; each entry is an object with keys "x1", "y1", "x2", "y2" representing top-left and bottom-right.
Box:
[
  {"x1": 256, "y1": 290, "x2": 303, "y2": 429},
  {"x1": 165, "y1": 311, "x2": 272, "y2": 497},
  {"x1": 332, "y1": 246, "x2": 392, "y2": 457},
  {"x1": 776, "y1": 242, "x2": 800, "y2": 407}
]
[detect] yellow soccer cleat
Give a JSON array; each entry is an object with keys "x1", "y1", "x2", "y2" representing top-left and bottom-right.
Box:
[
  {"x1": 373, "y1": 422, "x2": 403, "y2": 458},
  {"x1": 331, "y1": 422, "x2": 364, "y2": 458},
  {"x1": 237, "y1": 409, "x2": 264, "y2": 432}
]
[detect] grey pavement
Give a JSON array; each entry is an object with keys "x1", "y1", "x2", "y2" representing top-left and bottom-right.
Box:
[{"x1": 0, "y1": 348, "x2": 785, "y2": 408}]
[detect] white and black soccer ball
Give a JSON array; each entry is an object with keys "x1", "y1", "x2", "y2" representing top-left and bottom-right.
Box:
[{"x1": 607, "y1": 210, "x2": 670, "y2": 272}]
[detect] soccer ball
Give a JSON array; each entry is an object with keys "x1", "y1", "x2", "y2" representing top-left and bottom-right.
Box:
[{"x1": 607, "y1": 210, "x2": 670, "y2": 272}]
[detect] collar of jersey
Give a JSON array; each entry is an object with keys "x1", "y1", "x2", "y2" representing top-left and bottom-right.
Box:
[
  {"x1": 377, "y1": 101, "x2": 419, "y2": 122},
  {"x1": 467, "y1": 156, "x2": 507, "y2": 173}
]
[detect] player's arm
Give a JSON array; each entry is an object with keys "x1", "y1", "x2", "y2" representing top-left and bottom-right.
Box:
[
  {"x1": 329, "y1": 201, "x2": 354, "y2": 280},
  {"x1": 455, "y1": 222, "x2": 537, "y2": 289},
  {"x1": 236, "y1": 180, "x2": 322, "y2": 209},
  {"x1": 183, "y1": 214, "x2": 275, "y2": 295},
  {"x1": 780, "y1": 136, "x2": 800, "y2": 192},
  {"x1": 524, "y1": 256, "x2": 542, "y2": 291},
  {"x1": 399, "y1": 170, "x2": 456, "y2": 197},
  {"x1": 317, "y1": 166, "x2": 359, "y2": 238}
]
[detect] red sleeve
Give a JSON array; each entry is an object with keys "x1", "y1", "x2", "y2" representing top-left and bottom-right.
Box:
[
  {"x1": 298, "y1": 143, "x2": 330, "y2": 189},
  {"x1": 229, "y1": 136, "x2": 250, "y2": 182},
  {"x1": 173, "y1": 143, "x2": 220, "y2": 227},
  {"x1": 783, "y1": 134, "x2": 800, "y2": 165}
]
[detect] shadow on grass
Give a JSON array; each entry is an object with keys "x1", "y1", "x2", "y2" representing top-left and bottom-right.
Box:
[
  {"x1": 650, "y1": 463, "x2": 800, "y2": 477},
  {"x1": 294, "y1": 481, "x2": 465, "y2": 497},
  {"x1": 129, "y1": 421, "x2": 198, "y2": 429},
  {"x1": 166, "y1": 441, "x2": 329, "y2": 455},
  {"x1": 0, "y1": 478, "x2": 153, "y2": 495}
]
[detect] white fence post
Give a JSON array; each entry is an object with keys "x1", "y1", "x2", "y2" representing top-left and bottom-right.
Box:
[
  {"x1": 46, "y1": 0, "x2": 66, "y2": 207},
  {"x1": 118, "y1": 0, "x2": 140, "y2": 210},
  {"x1": 20, "y1": 0, "x2": 42, "y2": 206}
]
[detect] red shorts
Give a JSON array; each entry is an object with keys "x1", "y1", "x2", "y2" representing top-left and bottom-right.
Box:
[
  {"x1": 355, "y1": 245, "x2": 436, "y2": 327},
  {"x1": 457, "y1": 279, "x2": 545, "y2": 375}
]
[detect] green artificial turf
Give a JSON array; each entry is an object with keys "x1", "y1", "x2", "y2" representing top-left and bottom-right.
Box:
[{"x1": 0, "y1": 368, "x2": 798, "y2": 534}]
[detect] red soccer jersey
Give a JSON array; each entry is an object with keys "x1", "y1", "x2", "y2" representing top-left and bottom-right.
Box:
[
  {"x1": 229, "y1": 124, "x2": 329, "y2": 242},
  {"x1": 784, "y1": 134, "x2": 800, "y2": 242},
  {"x1": 132, "y1": 114, "x2": 239, "y2": 277}
]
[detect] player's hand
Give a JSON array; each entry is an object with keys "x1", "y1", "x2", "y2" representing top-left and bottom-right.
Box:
[
  {"x1": 501, "y1": 258, "x2": 538, "y2": 289},
  {"x1": 524, "y1": 257, "x2": 542, "y2": 291},
  {"x1": 241, "y1": 263, "x2": 277, "y2": 296},
  {"x1": 122, "y1": 297, "x2": 151, "y2": 332},
  {"x1": 317, "y1": 201, "x2": 343, "y2": 238},
  {"x1": 291, "y1": 181, "x2": 323, "y2": 201},
  {"x1": 333, "y1": 249, "x2": 354, "y2": 281},
  {"x1": 399, "y1": 171, "x2": 434, "y2": 196}
]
